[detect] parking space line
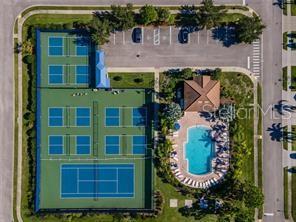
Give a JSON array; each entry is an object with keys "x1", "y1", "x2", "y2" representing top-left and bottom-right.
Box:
[
  {"x1": 197, "y1": 32, "x2": 200, "y2": 44},
  {"x1": 123, "y1": 31, "x2": 125, "y2": 45},
  {"x1": 154, "y1": 27, "x2": 160, "y2": 45},
  {"x1": 206, "y1": 30, "x2": 210, "y2": 44},
  {"x1": 141, "y1": 26, "x2": 144, "y2": 45},
  {"x1": 169, "y1": 26, "x2": 172, "y2": 45},
  {"x1": 113, "y1": 32, "x2": 116, "y2": 45}
]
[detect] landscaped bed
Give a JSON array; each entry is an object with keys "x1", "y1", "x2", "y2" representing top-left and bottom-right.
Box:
[{"x1": 109, "y1": 72, "x2": 154, "y2": 88}]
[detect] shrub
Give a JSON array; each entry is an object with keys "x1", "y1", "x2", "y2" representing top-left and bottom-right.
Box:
[
  {"x1": 163, "y1": 102, "x2": 183, "y2": 124},
  {"x1": 113, "y1": 76, "x2": 122, "y2": 81},
  {"x1": 23, "y1": 55, "x2": 34, "y2": 64},
  {"x1": 134, "y1": 77, "x2": 144, "y2": 83},
  {"x1": 63, "y1": 22, "x2": 73, "y2": 30}
]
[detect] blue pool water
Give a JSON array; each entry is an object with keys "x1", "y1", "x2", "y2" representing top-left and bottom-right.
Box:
[{"x1": 185, "y1": 126, "x2": 215, "y2": 175}]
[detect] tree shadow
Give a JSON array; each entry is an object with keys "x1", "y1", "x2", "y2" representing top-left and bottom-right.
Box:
[
  {"x1": 211, "y1": 26, "x2": 238, "y2": 47},
  {"x1": 272, "y1": 0, "x2": 285, "y2": 9},
  {"x1": 290, "y1": 153, "x2": 296, "y2": 159},
  {"x1": 267, "y1": 123, "x2": 284, "y2": 142},
  {"x1": 273, "y1": 100, "x2": 296, "y2": 115},
  {"x1": 288, "y1": 167, "x2": 296, "y2": 174},
  {"x1": 287, "y1": 43, "x2": 296, "y2": 49},
  {"x1": 200, "y1": 111, "x2": 216, "y2": 122}
]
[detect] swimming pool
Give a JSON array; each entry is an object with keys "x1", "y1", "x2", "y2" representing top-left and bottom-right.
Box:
[{"x1": 185, "y1": 125, "x2": 215, "y2": 175}]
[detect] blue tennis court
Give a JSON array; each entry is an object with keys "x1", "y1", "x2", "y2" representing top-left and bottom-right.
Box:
[
  {"x1": 48, "y1": 37, "x2": 63, "y2": 56},
  {"x1": 75, "y1": 65, "x2": 89, "y2": 84},
  {"x1": 48, "y1": 65, "x2": 64, "y2": 84},
  {"x1": 75, "y1": 37, "x2": 89, "y2": 56},
  {"x1": 132, "y1": 136, "x2": 146, "y2": 154},
  {"x1": 105, "y1": 108, "x2": 120, "y2": 126},
  {"x1": 76, "y1": 107, "x2": 90, "y2": 127},
  {"x1": 48, "y1": 107, "x2": 64, "y2": 126},
  {"x1": 76, "y1": 136, "x2": 91, "y2": 155},
  {"x1": 48, "y1": 135, "x2": 64, "y2": 154},
  {"x1": 105, "y1": 136, "x2": 120, "y2": 154},
  {"x1": 133, "y1": 108, "x2": 146, "y2": 126},
  {"x1": 61, "y1": 164, "x2": 134, "y2": 198}
]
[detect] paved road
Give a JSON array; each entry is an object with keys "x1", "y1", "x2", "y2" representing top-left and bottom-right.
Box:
[
  {"x1": 0, "y1": 0, "x2": 283, "y2": 222},
  {"x1": 249, "y1": 0, "x2": 284, "y2": 221}
]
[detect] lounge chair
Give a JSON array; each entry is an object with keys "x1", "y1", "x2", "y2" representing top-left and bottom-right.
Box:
[
  {"x1": 175, "y1": 172, "x2": 181, "y2": 176},
  {"x1": 173, "y1": 168, "x2": 180, "y2": 173},
  {"x1": 188, "y1": 179, "x2": 193, "y2": 185},
  {"x1": 177, "y1": 174, "x2": 184, "y2": 179},
  {"x1": 183, "y1": 178, "x2": 189, "y2": 183}
]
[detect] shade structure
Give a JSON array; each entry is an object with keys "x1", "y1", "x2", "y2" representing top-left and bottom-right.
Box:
[{"x1": 95, "y1": 50, "x2": 110, "y2": 88}]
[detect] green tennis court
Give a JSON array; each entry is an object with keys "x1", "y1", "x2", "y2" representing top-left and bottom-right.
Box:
[{"x1": 36, "y1": 30, "x2": 154, "y2": 210}]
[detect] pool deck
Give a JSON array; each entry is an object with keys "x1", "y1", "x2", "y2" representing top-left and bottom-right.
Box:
[{"x1": 172, "y1": 112, "x2": 219, "y2": 184}]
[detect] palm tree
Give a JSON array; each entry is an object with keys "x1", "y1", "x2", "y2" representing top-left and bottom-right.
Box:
[
  {"x1": 199, "y1": 0, "x2": 226, "y2": 29},
  {"x1": 89, "y1": 16, "x2": 111, "y2": 45},
  {"x1": 236, "y1": 16, "x2": 265, "y2": 44}
]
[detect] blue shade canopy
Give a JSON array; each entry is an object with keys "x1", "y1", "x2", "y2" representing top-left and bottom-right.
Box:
[{"x1": 95, "y1": 50, "x2": 110, "y2": 88}]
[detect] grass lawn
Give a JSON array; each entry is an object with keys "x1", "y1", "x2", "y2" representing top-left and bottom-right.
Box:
[
  {"x1": 218, "y1": 13, "x2": 247, "y2": 24},
  {"x1": 108, "y1": 72, "x2": 154, "y2": 88},
  {"x1": 291, "y1": 66, "x2": 296, "y2": 91},
  {"x1": 292, "y1": 167, "x2": 296, "y2": 222},
  {"x1": 283, "y1": 67, "x2": 287, "y2": 90},
  {"x1": 291, "y1": 4, "x2": 296, "y2": 16},
  {"x1": 282, "y1": 66, "x2": 296, "y2": 91},
  {"x1": 13, "y1": 40, "x2": 19, "y2": 221},
  {"x1": 283, "y1": 31, "x2": 296, "y2": 51},
  {"x1": 283, "y1": 126, "x2": 288, "y2": 150},
  {"x1": 257, "y1": 83, "x2": 263, "y2": 219},
  {"x1": 284, "y1": 167, "x2": 289, "y2": 219},
  {"x1": 147, "y1": 176, "x2": 217, "y2": 222},
  {"x1": 22, "y1": 14, "x2": 93, "y2": 40}
]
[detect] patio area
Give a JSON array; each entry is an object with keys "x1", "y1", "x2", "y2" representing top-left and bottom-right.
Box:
[{"x1": 168, "y1": 112, "x2": 230, "y2": 189}]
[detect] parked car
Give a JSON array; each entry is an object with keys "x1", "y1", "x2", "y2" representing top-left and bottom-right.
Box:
[
  {"x1": 178, "y1": 28, "x2": 189, "y2": 44},
  {"x1": 132, "y1": 27, "x2": 142, "y2": 43}
]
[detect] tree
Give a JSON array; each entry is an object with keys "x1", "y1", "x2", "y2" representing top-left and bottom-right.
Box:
[
  {"x1": 234, "y1": 207, "x2": 254, "y2": 222},
  {"x1": 236, "y1": 16, "x2": 265, "y2": 44},
  {"x1": 156, "y1": 7, "x2": 171, "y2": 24},
  {"x1": 180, "y1": 68, "x2": 194, "y2": 79},
  {"x1": 243, "y1": 182, "x2": 264, "y2": 208},
  {"x1": 23, "y1": 55, "x2": 34, "y2": 64},
  {"x1": 176, "y1": 5, "x2": 200, "y2": 28},
  {"x1": 163, "y1": 102, "x2": 183, "y2": 123},
  {"x1": 199, "y1": 0, "x2": 226, "y2": 29},
  {"x1": 139, "y1": 5, "x2": 158, "y2": 25},
  {"x1": 110, "y1": 3, "x2": 135, "y2": 31},
  {"x1": 89, "y1": 16, "x2": 111, "y2": 45}
]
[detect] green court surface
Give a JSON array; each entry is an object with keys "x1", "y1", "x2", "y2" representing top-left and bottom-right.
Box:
[{"x1": 36, "y1": 31, "x2": 154, "y2": 210}]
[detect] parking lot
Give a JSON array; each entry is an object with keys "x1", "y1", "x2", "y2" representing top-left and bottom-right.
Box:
[{"x1": 102, "y1": 26, "x2": 253, "y2": 68}]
